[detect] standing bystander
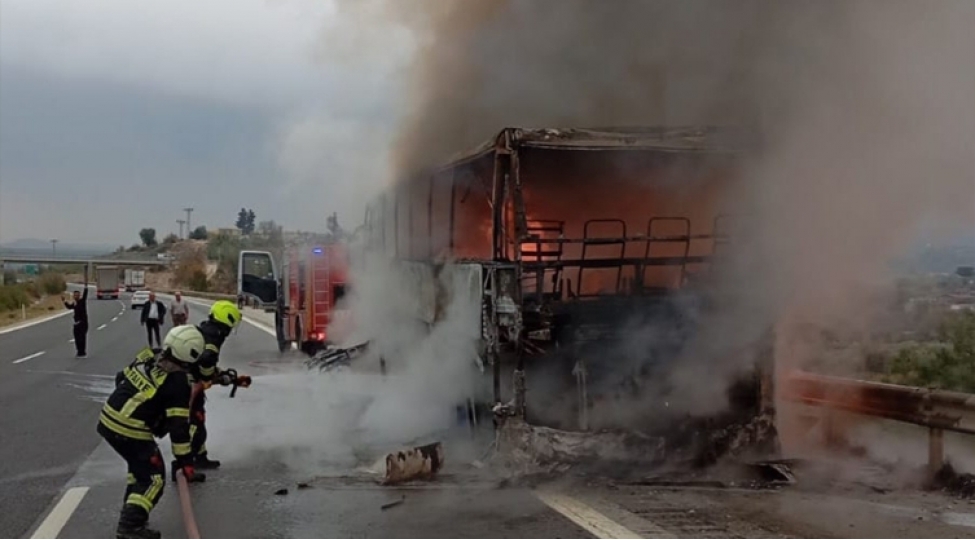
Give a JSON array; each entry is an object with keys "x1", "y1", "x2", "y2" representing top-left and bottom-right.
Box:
[
  {"x1": 63, "y1": 267, "x2": 90, "y2": 358},
  {"x1": 140, "y1": 291, "x2": 167, "y2": 348},
  {"x1": 170, "y1": 291, "x2": 189, "y2": 326}
]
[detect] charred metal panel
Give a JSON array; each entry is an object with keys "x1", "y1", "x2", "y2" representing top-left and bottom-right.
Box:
[{"x1": 400, "y1": 261, "x2": 437, "y2": 325}]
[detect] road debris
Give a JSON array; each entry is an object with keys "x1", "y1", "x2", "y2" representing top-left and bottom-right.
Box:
[
  {"x1": 381, "y1": 496, "x2": 406, "y2": 511},
  {"x1": 382, "y1": 442, "x2": 444, "y2": 485},
  {"x1": 306, "y1": 341, "x2": 370, "y2": 372},
  {"x1": 297, "y1": 482, "x2": 311, "y2": 490},
  {"x1": 932, "y1": 463, "x2": 975, "y2": 498},
  {"x1": 748, "y1": 461, "x2": 797, "y2": 485},
  {"x1": 274, "y1": 488, "x2": 289, "y2": 496}
]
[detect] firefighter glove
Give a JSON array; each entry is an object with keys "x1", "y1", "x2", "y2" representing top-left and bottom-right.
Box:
[
  {"x1": 172, "y1": 460, "x2": 206, "y2": 483},
  {"x1": 184, "y1": 465, "x2": 206, "y2": 483}
]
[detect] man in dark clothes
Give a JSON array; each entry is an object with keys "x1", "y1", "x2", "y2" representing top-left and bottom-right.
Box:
[
  {"x1": 63, "y1": 270, "x2": 90, "y2": 358},
  {"x1": 140, "y1": 292, "x2": 167, "y2": 348}
]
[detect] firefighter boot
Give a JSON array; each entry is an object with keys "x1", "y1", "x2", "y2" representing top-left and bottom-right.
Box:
[
  {"x1": 195, "y1": 453, "x2": 221, "y2": 470},
  {"x1": 116, "y1": 505, "x2": 161, "y2": 539}
]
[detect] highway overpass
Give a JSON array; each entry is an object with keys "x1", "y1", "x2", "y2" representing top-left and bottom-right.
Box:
[{"x1": 0, "y1": 255, "x2": 169, "y2": 267}]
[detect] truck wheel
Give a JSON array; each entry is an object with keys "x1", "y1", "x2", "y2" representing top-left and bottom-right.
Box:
[
  {"x1": 294, "y1": 318, "x2": 304, "y2": 354},
  {"x1": 275, "y1": 313, "x2": 288, "y2": 353}
]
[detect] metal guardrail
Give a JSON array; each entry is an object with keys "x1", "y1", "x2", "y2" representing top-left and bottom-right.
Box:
[
  {"x1": 782, "y1": 370, "x2": 975, "y2": 475},
  {"x1": 157, "y1": 289, "x2": 236, "y2": 302}
]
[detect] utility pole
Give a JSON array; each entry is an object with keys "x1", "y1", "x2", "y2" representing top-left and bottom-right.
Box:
[
  {"x1": 177, "y1": 219, "x2": 186, "y2": 239},
  {"x1": 51, "y1": 239, "x2": 58, "y2": 257},
  {"x1": 183, "y1": 208, "x2": 194, "y2": 236}
]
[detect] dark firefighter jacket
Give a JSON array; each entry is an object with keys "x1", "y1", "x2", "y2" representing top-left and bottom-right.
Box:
[
  {"x1": 194, "y1": 319, "x2": 229, "y2": 383},
  {"x1": 99, "y1": 348, "x2": 193, "y2": 464},
  {"x1": 64, "y1": 287, "x2": 89, "y2": 324}
]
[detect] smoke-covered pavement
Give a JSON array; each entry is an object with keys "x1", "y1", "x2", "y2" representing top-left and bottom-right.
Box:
[{"x1": 19, "y1": 297, "x2": 973, "y2": 538}]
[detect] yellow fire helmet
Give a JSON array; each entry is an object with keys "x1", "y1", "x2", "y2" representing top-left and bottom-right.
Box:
[
  {"x1": 209, "y1": 300, "x2": 242, "y2": 330},
  {"x1": 163, "y1": 325, "x2": 205, "y2": 364}
]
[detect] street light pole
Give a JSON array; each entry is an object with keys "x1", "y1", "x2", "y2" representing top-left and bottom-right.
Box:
[
  {"x1": 177, "y1": 219, "x2": 186, "y2": 239},
  {"x1": 51, "y1": 239, "x2": 58, "y2": 257},
  {"x1": 183, "y1": 208, "x2": 194, "y2": 236}
]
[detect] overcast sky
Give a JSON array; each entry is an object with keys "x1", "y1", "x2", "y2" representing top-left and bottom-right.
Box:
[{"x1": 0, "y1": 0, "x2": 409, "y2": 246}]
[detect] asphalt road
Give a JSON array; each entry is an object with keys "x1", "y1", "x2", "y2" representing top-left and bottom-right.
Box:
[
  {"x1": 6, "y1": 291, "x2": 975, "y2": 539},
  {"x1": 2, "y1": 294, "x2": 590, "y2": 539},
  {"x1": 0, "y1": 287, "x2": 141, "y2": 538}
]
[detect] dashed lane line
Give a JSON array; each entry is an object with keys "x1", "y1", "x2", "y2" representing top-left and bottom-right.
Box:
[
  {"x1": 111, "y1": 316, "x2": 119, "y2": 322},
  {"x1": 13, "y1": 351, "x2": 46, "y2": 364},
  {"x1": 96, "y1": 324, "x2": 107, "y2": 331},
  {"x1": 535, "y1": 491, "x2": 645, "y2": 539},
  {"x1": 30, "y1": 486, "x2": 89, "y2": 539}
]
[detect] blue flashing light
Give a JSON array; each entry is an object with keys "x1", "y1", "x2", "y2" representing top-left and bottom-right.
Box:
[{"x1": 313, "y1": 247, "x2": 323, "y2": 254}]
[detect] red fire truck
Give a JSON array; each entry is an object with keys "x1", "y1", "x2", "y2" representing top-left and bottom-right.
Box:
[{"x1": 276, "y1": 242, "x2": 349, "y2": 355}]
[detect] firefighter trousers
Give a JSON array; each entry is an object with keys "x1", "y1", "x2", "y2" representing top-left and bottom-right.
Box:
[
  {"x1": 99, "y1": 427, "x2": 165, "y2": 528},
  {"x1": 190, "y1": 392, "x2": 208, "y2": 458}
]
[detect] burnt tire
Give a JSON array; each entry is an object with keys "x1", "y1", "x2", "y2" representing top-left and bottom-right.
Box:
[
  {"x1": 294, "y1": 316, "x2": 304, "y2": 354},
  {"x1": 275, "y1": 312, "x2": 288, "y2": 353}
]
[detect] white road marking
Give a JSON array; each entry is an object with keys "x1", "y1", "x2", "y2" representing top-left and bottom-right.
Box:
[
  {"x1": 30, "y1": 486, "x2": 89, "y2": 539},
  {"x1": 0, "y1": 310, "x2": 71, "y2": 335},
  {"x1": 244, "y1": 317, "x2": 276, "y2": 337},
  {"x1": 13, "y1": 351, "x2": 46, "y2": 364},
  {"x1": 68, "y1": 339, "x2": 75, "y2": 343},
  {"x1": 169, "y1": 295, "x2": 277, "y2": 337},
  {"x1": 96, "y1": 324, "x2": 107, "y2": 331},
  {"x1": 535, "y1": 491, "x2": 644, "y2": 539},
  {"x1": 111, "y1": 316, "x2": 119, "y2": 322}
]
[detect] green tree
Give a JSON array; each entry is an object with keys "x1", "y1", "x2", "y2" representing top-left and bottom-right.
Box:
[
  {"x1": 37, "y1": 273, "x2": 66, "y2": 295},
  {"x1": 236, "y1": 208, "x2": 248, "y2": 233},
  {"x1": 256, "y1": 220, "x2": 280, "y2": 237},
  {"x1": 206, "y1": 232, "x2": 244, "y2": 294},
  {"x1": 188, "y1": 226, "x2": 208, "y2": 240},
  {"x1": 173, "y1": 248, "x2": 209, "y2": 292},
  {"x1": 885, "y1": 311, "x2": 975, "y2": 392},
  {"x1": 139, "y1": 228, "x2": 158, "y2": 247},
  {"x1": 236, "y1": 208, "x2": 256, "y2": 235}
]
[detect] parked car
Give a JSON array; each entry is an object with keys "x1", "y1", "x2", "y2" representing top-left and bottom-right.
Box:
[{"x1": 131, "y1": 290, "x2": 150, "y2": 310}]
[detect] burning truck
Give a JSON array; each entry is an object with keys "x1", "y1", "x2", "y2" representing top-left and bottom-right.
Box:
[
  {"x1": 241, "y1": 126, "x2": 778, "y2": 467},
  {"x1": 359, "y1": 126, "x2": 777, "y2": 464}
]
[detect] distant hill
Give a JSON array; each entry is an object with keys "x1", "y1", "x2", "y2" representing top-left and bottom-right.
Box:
[
  {"x1": 0, "y1": 238, "x2": 115, "y2": 258},
  {"x1": 897, "y1": 234, "x2": 975, "y2": 274}
]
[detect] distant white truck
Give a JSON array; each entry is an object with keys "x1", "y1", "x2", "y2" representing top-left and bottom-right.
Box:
[
  {"x1": 96, "y1": 266, "x2": 120, "y2": 299},
  {"x1": 124, "y1": 269, "x2": 146, "y2": 292}
]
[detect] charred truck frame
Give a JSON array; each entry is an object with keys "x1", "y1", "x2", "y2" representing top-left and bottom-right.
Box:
[{"x1": 361, "y1": 127, "x2": 776, "y2": 449}]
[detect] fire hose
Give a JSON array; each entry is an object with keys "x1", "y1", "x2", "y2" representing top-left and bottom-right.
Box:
[
  {"x1": 176, "y1": 471, "x2": 201, "y2": 539},
  {"x1": 177, "y1": 370, "x2": 251, "y2": 538}
]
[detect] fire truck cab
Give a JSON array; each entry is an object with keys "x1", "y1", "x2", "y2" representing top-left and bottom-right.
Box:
[{"x1": 277, "y1": 243, "x2": 349, "y2": 355}]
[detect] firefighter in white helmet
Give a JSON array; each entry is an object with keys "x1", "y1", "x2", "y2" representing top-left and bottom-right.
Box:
[{"x1": 97, "y1": 325, "x2": 207, "y2": 539}]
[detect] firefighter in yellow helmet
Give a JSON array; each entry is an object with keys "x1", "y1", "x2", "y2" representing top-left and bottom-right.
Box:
[
  {"x1": 188, "y1": 300, "x2": 246, "y2": 469},
  {"x1": 97, "y1": 325, "x2": 207, "y2": 539}
]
